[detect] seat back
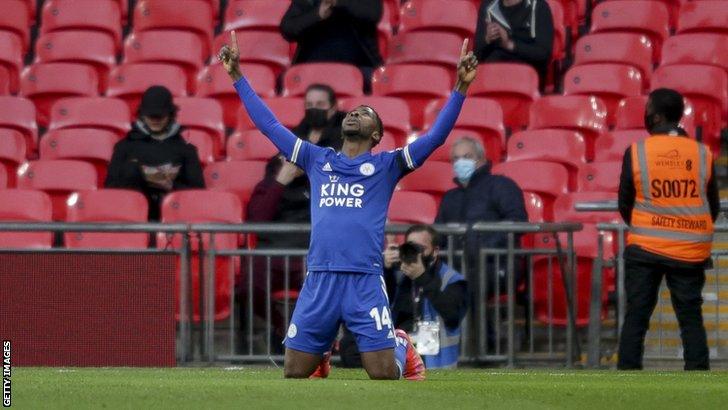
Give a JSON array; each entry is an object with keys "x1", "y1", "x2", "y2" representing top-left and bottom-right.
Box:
[
  {"x1": 492, "y1": 160, "x2": 570, "y2": 220},
  {"x1": 133, "y1": 0, "x2": 214, "y2": 57},
  {"x1": 39, "y1": 128, "x2": 117, "y2": 185},
  {"x1": 212, "y1": 30, "x2": 290, "y2": 75},
  {"x1": 0, "y1": 189, "x2": 53, "y2": 248},
  {"x1": 506, "y1": 129, "x2": 586, "y2": 190},
  {"x1": 0, "y1": 0, "x2": 31, "y2": 51},
  {"x1": 203, "y1": 160, "x2": 268, "y2": 209},
  {"x1": 40, "y1": 0, "x2": 122, "y2": 51},
  {"x1": 578, "y1": 161, "x2": 621, "y2": 192},
  {"x1": 0, "y1": 31, "x2": 24, "y2": 93},
  {"x1": 107, "y1": 63, "x2": 188, "y2": 114},
  {"x1": 678, "y1": 0, "x2": 728, "y2": 35},
  {"x1": 175, "y1": 97, "x2": 225, "y2": 157},
  {"x1": 591, "y1": 0, "x2": 669, "y2": 60},
  {"x1": 573, "y1": 32, "x2": 654, "y2": 85},
  {"x1": 553, "y1": 191, "x2": 620, "y2": 224},
  {"x1": 660, "y1": 33, "x2": 728, "y2": 73},
  {"x1": 593, "y1": 129, "x2": 649, "y2": 162},
  {"x1": 398, "y1": 160, "x2": 456, "y2": 199},
  {"x1": 386, "y1": 31, "x2": 463, "y2": 69},
  {"x1": 0, "y1": 129, "x2": 26, "y2": 187},
  {"x1": 48, "y1": 97, "x2": 131, "y2": 138},
  {"x1": 0, "y1": 96, "x2": 37, "y2": 151},
  {"x1": 283, "y1": 63, "x2": 364, "y2": 98},
  {"x1": 398, "y1": 0, "x2": 477, "y2": 37},
  {"x1": 226, "y1": 130, "x2": 279, "y2": 161},
  {"x1": 236, "y1": 97, "x2": 304, "y2": 132},
  {"x1": 388, "y1": 190, "x2": 439, "y2": 224},
  {"x1": 223, "y1": 0, "x2": 290, "y2": 32}
]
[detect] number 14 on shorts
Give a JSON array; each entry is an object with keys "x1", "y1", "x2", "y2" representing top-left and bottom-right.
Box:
[{"x1": 369, "y1": 306, "x2": 393, "y2": 331}]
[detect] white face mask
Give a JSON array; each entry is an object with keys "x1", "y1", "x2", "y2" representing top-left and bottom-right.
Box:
[{"x1": 453, "y1": 158, "x2": 477, "y2": 183}]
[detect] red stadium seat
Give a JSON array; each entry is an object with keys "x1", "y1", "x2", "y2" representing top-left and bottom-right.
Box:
[
  {"x1": 283, "y1": 63, "x2": 364, "y2": 98},
  {"x1": 604, "y1": 0, "x2": 682, "y2": 29},
  {"x1": 652, "y1": 64, "x2": 728, "y2": 148},
  {"x1": 20, "y1": 63, "x2": 99, "y2": 128},
  {"x1": 528, "y1": 95, "x2": 607, "y2": 161},
  {"x1": 65, "y1": 189, "x2": 149, "y2": 249},
  {"x1": 424, "y1": 97, "x2": 506, "y2": 163},
  {"x1": 196, "y1": 63, "x2": 276, "y2": 128},
  {"x1": 661, "y1": 33, "x2": 728, "y2": 74},
  {"x1": 212, "y1": 30, "x2": 291, "y2": 75},
  {"x1": 593, "y1": 129, "x2": 649, "y2": 162},
  {"x1": 678, "y1": 0, "x2": 728, "y2": 35},
  {"x1": 372, "y1": 64, "x2": 452, "y2": 130},
  {"x1": 174, "y1": 97, "x2": 226, "y2": 157},
  {"x1": 123, "y1": 31, "x2": 205, "y2": 93},
  {"x1": 0, "y1": 130, "x2": 25, "y2": 187},
  {"x1": 524, "y1": 191, "x2": 546, "y2": 223},
  {"x1": 0, "y1": 67, "x2": 8, "y2": 95},
  {"x1": 398, "y1": 160, "x2": 456, "y2": 199},
  {"x1": 492, "y1": 160, "x2": 570, "y2": 220},
  {"x1": 0, "y1": 189, "x2": 53, "y2": 248},
  {"x1": 19, "y1": 0, "x2": 36, "y2": 24},
  {"x1": 388, "y1": 190, "x2": 439, "y2": 224},
  {"x1": 578, "y1": 161, "x2": 621, "y2": 192},
  {"x1": 399, "y1": 0, "x2": 477, "y2": 37},
  {"x1": 48, "y1": 97, "x2": 131, "y2": 138},
  {"x1": 506, "y1": 129, "x2": 586, "y2": 191},
  {"x1": 39, "y1": 129, "x2": 117, "y2": 185},
  {"x1": 34, "y1": 31, "x2": 116, "y2": 93},
  {"x1": 0, "y1": 96, "x2": 38, "y2": 152},
  {"x1": 0, "y1": 166, "x2": 5, "y2": 187},
  {"x1": 614, "y1": 95, "x2": 697, "y2": 135},
  {"x1": 0, "y1": 32, "x2": 23, "y2": 94},
  {"x1": 386, "y1": 31, "x2": 463, "y2": 70},
  {"x1": 181, "y1": 129, "x2": 216, "y2": 166},
  {"x1": 40, "y1": 0, "x2": 122, "y2": 52},
  {"x1": 546, "y1": 0, "x2": 567, "y2": 62},
  {"x1": 428, "y1": 128, "x2": 489, "y2": 163},
  {"x1": 563, "y1": 64, "x2": 643, "y2": 127},
  {"x1": 159, "y1": 189, "x2": 242, "y2": 321},
  {"x1": 0, "y1": 0, "x2": 31, "y2": 51},
  {"x1": 573, "y1": 33, "x2": 654, "y2": 86},
  {"x1": 223, "y1": 0, "x2": 289, "y2": 32},
  {"x1": 553, "y1": 191, "x2": 620, "y2": 224},
  {"x1": 378, "y1": 2, "x2": 394, "y2": 60},
  {"x1": 590, "y1": 1, "x2": 670, "y2": 61},
  {"x1": 372, "y1": 132, "x2": 399, "y2": 154},
  {"x1": 133, "y1": 0, "x2": 214, "y2": 57},
  {"x1": 16, "y1": 160, "x2": 98, "y2": 221},
  {"x1": 106, "y1": 63, "x2": 188, "y2": 114},
  {"x1": 226, "y1": 130, "x2": 279, "y2": 161},
  {"x1": 204, "y1": 160, "x2": 268, "y2": 208},
  {"x1": 236, "y1": 97, "x2": 304, "y2": 132},
  {"x1": 469, "y1": 63, "x2": 540, "y2": 132},
  {"x1": 341, "y1": 96, "x2": 412, "y2": 145}
]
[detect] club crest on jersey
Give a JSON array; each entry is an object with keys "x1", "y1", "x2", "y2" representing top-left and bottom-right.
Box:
[
  {"x1": 360, "y1": 162, "x2": 375, "y2": 176},
  {"x1": 322, "y1": 162, "x2": 332, "y2": 172},
  {"x1": 329, "y1": 175, "x2": 340, "y2": 183}
]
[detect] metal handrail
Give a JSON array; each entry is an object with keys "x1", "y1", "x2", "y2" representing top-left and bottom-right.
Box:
[
  {"x1": 472, "y1": 221, "x2": 583, "y2": 233},
  {"x1": 575, "y1": 199, "x2": 728, "y2": 213},
  {"x1": 0, "y1": 222, "x2": 189, "y2": 232}
]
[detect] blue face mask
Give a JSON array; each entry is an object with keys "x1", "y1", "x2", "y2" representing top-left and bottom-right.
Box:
[{"x1": 453, "y1": 158, "x2": 477, "y2": 183}]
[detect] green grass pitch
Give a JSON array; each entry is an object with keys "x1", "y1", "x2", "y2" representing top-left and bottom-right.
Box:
[{"x1": 12, "y1": 367, "x2": 728, "y2": 409}]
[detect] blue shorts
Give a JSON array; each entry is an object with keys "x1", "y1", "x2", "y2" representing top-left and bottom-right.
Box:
[{"x1": 285, "y1": 271, "x2": 396, "y2": 355}]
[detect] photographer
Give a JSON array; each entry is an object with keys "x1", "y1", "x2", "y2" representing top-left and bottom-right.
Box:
[{"x1": 340, "y1": 225, "x2": 467, "y2": 369}]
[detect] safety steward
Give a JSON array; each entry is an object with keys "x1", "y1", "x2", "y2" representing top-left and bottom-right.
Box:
[{"x1": 617, "y1": 88, "x2": 720, "y2": 370}]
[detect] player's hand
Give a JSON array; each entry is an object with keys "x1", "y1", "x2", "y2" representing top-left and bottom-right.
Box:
[
  {"x1": 218, "y1": 30, "x2": 242, "y2": 81},
  {"x1": 319, "y1": 0, "x2": 335, "y2": 19},
  {"x1": 275, "y1": 157, "x2": 304, "y2": 186},
  {"x1": 383, "y1": 245, "x2": 400, "y2": 269},
  {"x1": 455, "y1": 39, "x2": 478, "y2": 93},
  {"x1": 401, "y1": 253, "x2": 426, "y2": 280}
]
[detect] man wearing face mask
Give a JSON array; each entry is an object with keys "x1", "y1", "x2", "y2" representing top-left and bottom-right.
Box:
[
  {"x1": 617, "y1": 88, "x2": 719, "y2": 371},
  {"x1": 105, "y1": 85, "x2": 205, "y2": 221},
  {"x1": 340, "y1": 225, "x2": 468, "y2": 369},
  {"x1": 245, "y1": 83, "x2": 345, "y2": 353}
]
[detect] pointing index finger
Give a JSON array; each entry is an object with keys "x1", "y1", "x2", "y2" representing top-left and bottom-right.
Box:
[
  {"x1": 230, "y1": 30, "x2": 238, "y2": 53},
  {"x1": 460, "y1": 38, "x2": 469, "y2": 59}
]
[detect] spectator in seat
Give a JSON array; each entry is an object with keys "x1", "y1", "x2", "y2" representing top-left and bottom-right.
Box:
[
  {"x1": 280, "y1": 0, "x2": 384, "y2": 89},
  {"x1": 474, "y1": 0, "x2": 554, "y2": 83},
  {"x1": 243, "y1": 84, "x2": 345, "y2": 353},
  {"x1": 105, "y1": 86, "x2": 205, "y2": 221},
  {"x1": 340, "y1": 225, "x2": 468, "y2": 369}
]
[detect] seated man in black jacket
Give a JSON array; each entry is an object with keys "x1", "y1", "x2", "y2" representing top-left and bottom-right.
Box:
[
  {"x1": 105, "y1": 86, "x2": 205, "y2": 221},
  {"x1": 475, "y1": 0, "x2": 554, "y2": 85},
  {"x1": 280, "y1": 0, "x2": 384, "y2": 89},
  {"x1": 341, "y1": 225, "x2": 467, "y2": 369}
]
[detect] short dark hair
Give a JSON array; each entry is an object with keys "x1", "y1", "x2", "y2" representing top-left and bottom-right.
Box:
[
  {"x1": 648, "y1": 88, "x2": 684, "y2": 123},
  {"x1": 306, "y1": 83, "x2": 337, "y2": 107},
  {"x1": 405, "y1": 224, "x2": 439, "y2": 248}
]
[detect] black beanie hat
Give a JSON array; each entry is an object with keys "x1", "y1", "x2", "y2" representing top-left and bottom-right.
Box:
[{"x1": 138, "y1": 85, "x2": 177, "y2": 117}]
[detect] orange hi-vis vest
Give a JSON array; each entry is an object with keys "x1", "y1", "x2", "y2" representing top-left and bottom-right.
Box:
[{"x1": 627, "y1": 135, "x2": 714, "y2": 262}]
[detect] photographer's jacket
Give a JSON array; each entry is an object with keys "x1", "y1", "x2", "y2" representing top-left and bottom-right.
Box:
[
  {"x1": 618, "y1": 124, "x2": 719, "y2": 266},
  {"x1": 387, "y1": 260, "x2": 467, "y2": 368}
]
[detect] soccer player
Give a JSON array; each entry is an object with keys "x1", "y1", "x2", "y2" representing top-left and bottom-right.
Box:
[{"x1": 219, "y1": 31, "x2": 478, "y2": 380}]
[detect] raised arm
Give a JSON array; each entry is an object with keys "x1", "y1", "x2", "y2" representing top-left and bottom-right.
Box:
[
  {"x1": 405, "y1": 40, "x2": 478, "y2": 168},
  {"x1": 219, "y1": 31, "x2": 301, "y2": 161}
]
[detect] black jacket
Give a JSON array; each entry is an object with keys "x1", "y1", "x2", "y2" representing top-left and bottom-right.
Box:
[
  {"x1": 246, "y1": 111, "x2": 345, "y2": 249},
  {"x1": 618, "y1": 124, "x2": 720, "y2": 268},
  {"x1": 386, "y1": 259, "x2": 468, "y2": 332},
  {"x1": 475, "y1": 0, "x2": 554, "y2": 80},
  {"x1": 280, "y1": 0, "x2": 383, "y2": 68},
  {"x1": 436, "y1": 163, "x2": 528, "y2": 253},
  {"x1": 105, "y1": 121, "x2": 205, "y2": 220}
]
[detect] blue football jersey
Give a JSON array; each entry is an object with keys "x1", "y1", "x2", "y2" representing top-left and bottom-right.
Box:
[{"x1": 290, "y1": 142, "x2": 410, "y2": 275}]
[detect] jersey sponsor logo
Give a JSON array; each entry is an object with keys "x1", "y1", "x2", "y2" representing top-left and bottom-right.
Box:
[
  {"x1": 287, "y1": 323, "x2": 297, "y2": 338},
  {"x1": 359, "y1": 162, "x2": 375, "y2": 176},
  {"x1": 319, "y1": 180, "x2": 365, "y2": 208},
  {"x1": 322, "y1": 162, "x2": 332, "y2": 172}
]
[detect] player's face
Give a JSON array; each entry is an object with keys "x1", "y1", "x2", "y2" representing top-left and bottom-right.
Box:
[
  {"x1": 405, "y1": 231, "x2": 437, "y2": 259},
  {"x1": 342, "y1": 106, "x2": 380, "y2": 143}
]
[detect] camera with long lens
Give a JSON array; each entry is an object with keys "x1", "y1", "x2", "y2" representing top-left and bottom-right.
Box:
[{"x1": 399, "y1": 242, "x2": 425, "y2": 265}]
